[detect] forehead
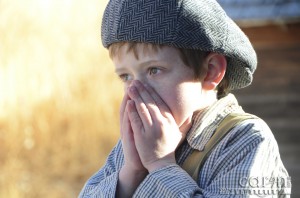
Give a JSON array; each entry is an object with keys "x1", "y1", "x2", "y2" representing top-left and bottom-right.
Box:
[
  {"x1": 110, "y1": 42, "x2": 188, "y2": 72},
  {"x1": 109, "y1": 42, "x2": 165, "y2": 60}
]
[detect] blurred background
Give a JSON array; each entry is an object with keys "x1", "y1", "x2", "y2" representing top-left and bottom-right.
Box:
[
  {"x1": 0, "y1": 0, "x2": 122, "y2": 197},
  {"x1": 0, "y1": 0, "x2": 299, "y2": 197}
]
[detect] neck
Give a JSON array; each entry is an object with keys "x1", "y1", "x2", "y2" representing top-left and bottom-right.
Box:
[
  {"x1": 198, "y1": 90, "x2": 218, "y2": 110},
  {"x1": 178, "y1": 90, "x2": 217, "y2": 137}
]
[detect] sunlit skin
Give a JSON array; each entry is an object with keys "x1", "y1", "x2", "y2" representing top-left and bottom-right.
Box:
[{"x1": 112, "y1": 43, "x2": 227, "y2": 198}]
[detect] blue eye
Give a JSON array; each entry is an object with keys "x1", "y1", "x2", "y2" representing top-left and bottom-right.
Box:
[
  {"x1": 149, "y1": 67, "x2": 160, "y2": 75},
  {"x1": 119, "y1": 74, "x2": 131, "y2": 82}
]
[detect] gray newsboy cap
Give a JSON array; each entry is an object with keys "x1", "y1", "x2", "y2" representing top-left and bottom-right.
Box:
[{"x1": 101, "y1": 0, "x2": 257, "y2": 90}]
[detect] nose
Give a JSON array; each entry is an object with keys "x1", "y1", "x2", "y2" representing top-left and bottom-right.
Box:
[
  {"x1": 128, "y1": 80, "x2": 143, "y2": 89},
  {"x1": 132, "y1": 75, "x2": 149, "y2": 86},
  {"x1": 124, "y1": 79, "x2": 145, "y2": 92}
]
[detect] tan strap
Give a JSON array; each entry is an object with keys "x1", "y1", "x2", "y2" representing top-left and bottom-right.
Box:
[{"x1": 182, "y1": 113, "x2": 258, "y2": 181}]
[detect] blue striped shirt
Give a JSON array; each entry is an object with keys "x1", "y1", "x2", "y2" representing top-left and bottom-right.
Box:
[{"x1": 79, "y1": 94, "x2": 290, "y2": 197}]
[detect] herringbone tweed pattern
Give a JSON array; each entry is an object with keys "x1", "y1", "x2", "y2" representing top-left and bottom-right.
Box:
[{"x1": 101, "y1": 0, "x2": 257, "y2": 90}]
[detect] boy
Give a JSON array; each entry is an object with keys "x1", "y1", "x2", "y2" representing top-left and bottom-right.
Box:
[{"x1": 80, "y1": 0, "x2": 290, "y2": 197}]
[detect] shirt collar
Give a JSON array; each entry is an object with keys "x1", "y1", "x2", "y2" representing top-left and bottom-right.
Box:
[{"x1": 186, "y1": 94, "x2": 243, "y2": 151}]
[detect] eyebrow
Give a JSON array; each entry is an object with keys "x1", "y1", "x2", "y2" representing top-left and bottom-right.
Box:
[
  {"x1": 114, "y1": 68, "x2": 126, "y2": 74},
  {"x1": 114, "y1": 60, "x2": 162, "y2": 74}
]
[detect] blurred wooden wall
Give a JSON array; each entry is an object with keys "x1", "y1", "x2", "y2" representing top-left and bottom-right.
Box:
[{"x1": 234, "y1": 22, "x2": 300, "y2": 196}]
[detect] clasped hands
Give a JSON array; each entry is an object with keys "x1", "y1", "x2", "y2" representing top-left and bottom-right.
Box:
[{"x1": 120, "y1": 80, "x2": 184, "y2": 174}]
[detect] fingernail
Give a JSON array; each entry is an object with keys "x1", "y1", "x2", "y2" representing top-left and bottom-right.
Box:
[
  {"x1": 127, "y1": 100, "x2": 135, "y2": 111},
  {"x1": 127, "y1": 99, "x2": 132, "y2": 106},
  {"x1": 129, "y1": 86, "x2": 137, "y2": 94},
  {"x1": 135, "y1": 81, "x2": 142, "y2": 89}
]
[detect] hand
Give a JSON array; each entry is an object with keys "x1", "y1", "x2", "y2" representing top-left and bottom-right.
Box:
[
  {"x1": 117, "y1": 93, "x2": 148, "y2": 198},
  {"x1": 127, "y1": 80, "x2": 184, "y2": 172},
  {"x1": 119, "y1": 93, "x2": 147, "y2": 172}
]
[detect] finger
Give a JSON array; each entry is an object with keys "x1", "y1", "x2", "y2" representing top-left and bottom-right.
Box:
[
  {"x1": 127, "y1": 100, "x2": 145, "y2": 134},
  {"x1": 131, "y1": 81, "x2": 163, "y2": 120},
  {"x1": 120, "y1": 93, "x2": 130, "y2": 124},
  {"x1": 122, "y1": 104, "x2": 142, "y2": 167},
  {"x1": 142, "y1": 82, "x2": 172, "y2": 118},
  {"x1": 128, "y1": 85, "x2": 153, "y2": 127},
  {"x1": 121, "y1": 101, "x2": 132, "y2": 139}
]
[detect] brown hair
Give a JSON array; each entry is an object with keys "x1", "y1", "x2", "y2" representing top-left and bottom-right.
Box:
[{"x1": 109, "y1": 42, "x2": 230, "y2": 99}]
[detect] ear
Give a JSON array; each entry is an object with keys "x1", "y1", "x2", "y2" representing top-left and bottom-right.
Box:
[{"x1": 202, "y1": 53, "x2": 227, "y2": 90}]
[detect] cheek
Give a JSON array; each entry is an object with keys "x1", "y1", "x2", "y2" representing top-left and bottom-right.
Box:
[
  {"x1": 154, "y1": 83, "x2": 201, "y2": 124},
  {"x1": 150, "y1": 84, "x2": 179, "y2": 112},
  {"x1": 157, "y1": 87, "x2": 187, "y2": 119}
]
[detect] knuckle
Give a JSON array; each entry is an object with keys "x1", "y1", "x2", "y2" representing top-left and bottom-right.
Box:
[
  {"x1": 155, "y1": 119, "x2": 164, "y2": 128},
  {"x1": 131, "y1": 113, "x2": 140, "y2": 123},
  {"x1": 147, "y1": 102, "x2": 157, "y2": 110},
  {"x1": 133, "y1": 118, "x2": 140, "y2": 124}
]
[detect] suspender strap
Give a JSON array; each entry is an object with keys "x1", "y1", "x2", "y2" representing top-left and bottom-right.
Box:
[{"x1": 182, "y1": 113, "x2": 258, "y2": 181}]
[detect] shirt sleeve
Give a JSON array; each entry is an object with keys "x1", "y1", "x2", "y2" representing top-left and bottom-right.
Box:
[
  {"x1": 133, "y1": 164, "x2": 203, "y2": 197},
  {"x1": 78, "y1": 140, "x2": 124, "y2": 198}
]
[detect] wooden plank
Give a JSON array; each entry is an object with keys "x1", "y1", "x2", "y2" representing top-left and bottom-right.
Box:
[
  {"x1": 236, "y1": 23, "x2": 300, "y2": 197},
  {"x1": 233, "y1": 46, "x2": 300, "y2": 94},
  {"x1": 242, "y1": 23, "x2": 300, "y2": 49}
]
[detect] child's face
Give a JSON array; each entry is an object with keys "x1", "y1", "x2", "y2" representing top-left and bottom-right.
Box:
[{"x1": 112, "y1": 43, "x2": 205, "y2": 132}]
